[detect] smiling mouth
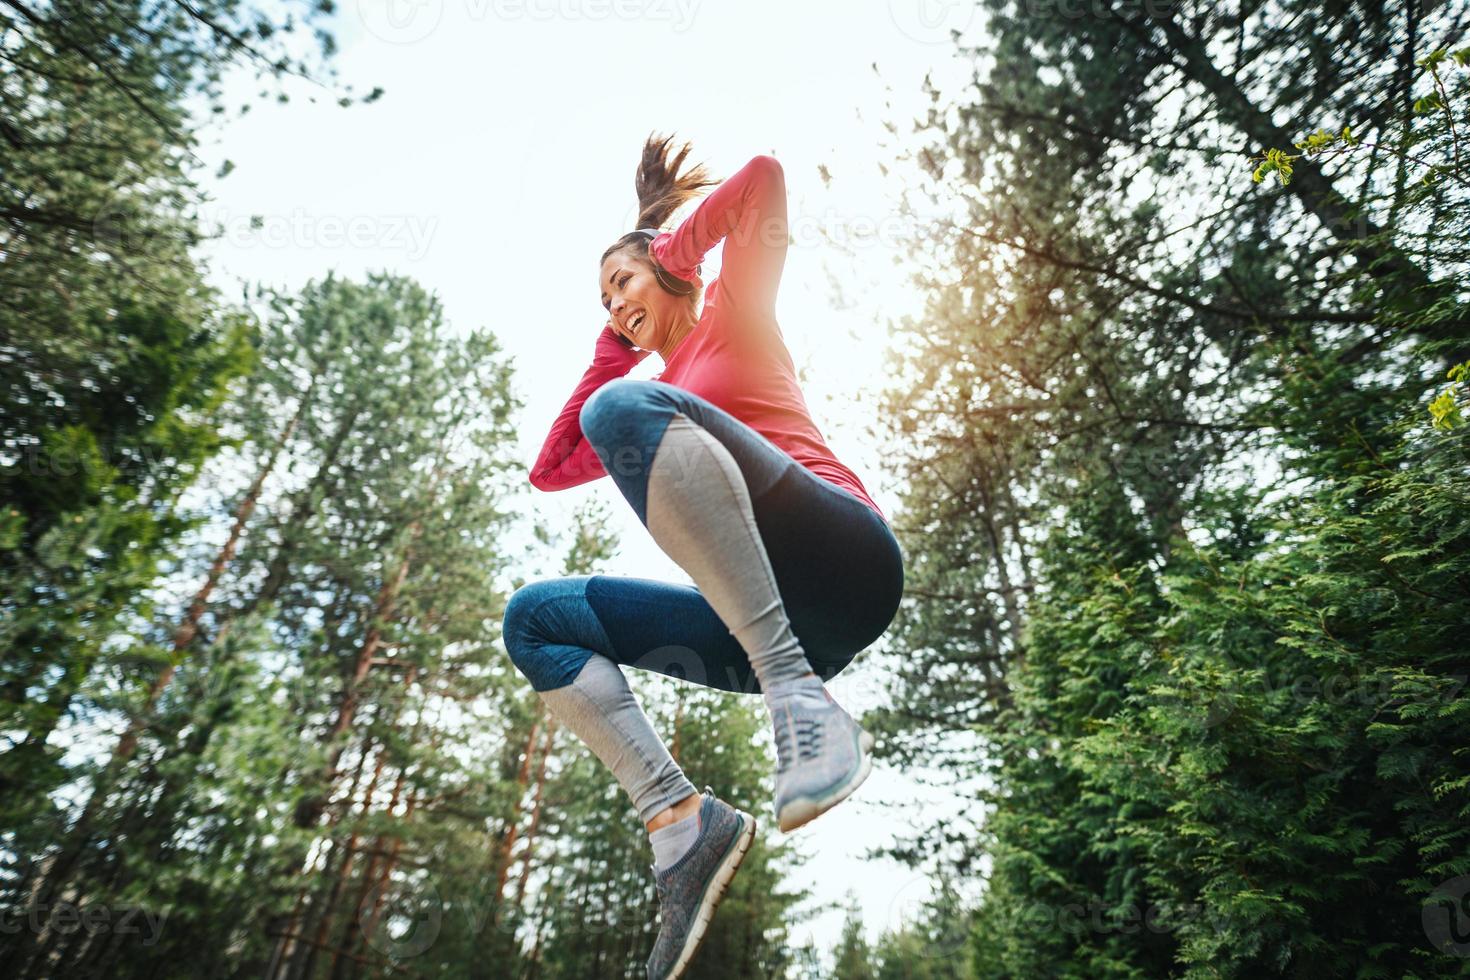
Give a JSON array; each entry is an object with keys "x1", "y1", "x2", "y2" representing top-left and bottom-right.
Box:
[{"x1": 629, "y1": 311, "x2": 647, "y2": 335}]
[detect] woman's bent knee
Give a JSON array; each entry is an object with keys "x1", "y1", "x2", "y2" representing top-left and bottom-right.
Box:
[
  {"x1": 502, "y1": 583, "x2": 547, "y2": 680},
  {"x1": 579, "y1": 378, "x2": 654, "y2": 439},
  {"x1": 501, "y1": 578, "x2": 604, "y2": 692}
]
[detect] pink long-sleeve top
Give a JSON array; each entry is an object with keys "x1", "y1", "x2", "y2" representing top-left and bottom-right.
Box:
[{"x1": 528, "y1": 154, "x2": 885, "y2": 523}]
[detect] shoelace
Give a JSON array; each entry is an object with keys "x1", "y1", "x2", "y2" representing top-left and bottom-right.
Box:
[{"x1": 774, "y1": 713, "x2": 825, "y2": 771}]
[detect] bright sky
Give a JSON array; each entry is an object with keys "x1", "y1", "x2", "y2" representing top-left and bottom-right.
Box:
[{"x1": 195, "y1": 0, "x2": 987, "y2": 960}]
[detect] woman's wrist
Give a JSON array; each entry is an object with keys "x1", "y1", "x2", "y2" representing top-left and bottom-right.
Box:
[{"x1": 596, "y1": 321, "x2": 652, "y2": 364}]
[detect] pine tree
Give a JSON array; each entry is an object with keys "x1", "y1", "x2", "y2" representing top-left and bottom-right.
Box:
[
  {"x1": 832, "y1": 896, "x2": 877, "y2": 980},
  {"x1": 872, "y1": 4, "x2": 1470, "y2": 976}
]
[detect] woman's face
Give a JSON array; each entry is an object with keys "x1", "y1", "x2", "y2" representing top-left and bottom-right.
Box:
[{"x1": 599, "y1": 248, "x2": 679, "y2": 352}]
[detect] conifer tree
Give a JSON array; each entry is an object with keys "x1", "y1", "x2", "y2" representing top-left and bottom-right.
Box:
[{"x1": 871, "y1": 2, "x2": 1470, "y2": 975}]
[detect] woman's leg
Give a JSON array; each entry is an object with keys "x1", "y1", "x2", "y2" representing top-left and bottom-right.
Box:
[
  {"x1": 502, "y1": 575, "x2": 743, "y2": 827},
  {"x1": 575, "y1": 378, "x2": 904, "y2": 829},
  {"x1": 506, "y1": 571, "x2": 787, "y2": 872},
  {"x1": 576, "y1": 378, "x2": 902, "y2": 695},
  {"x1": 507, "y1": 377, "x2": 902, "y2": 841},
  {"x1": 644, "y1": 413, "x2": 811, "y2": 693}
]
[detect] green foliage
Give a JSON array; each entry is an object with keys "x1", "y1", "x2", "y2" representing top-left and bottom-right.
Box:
[
  {"x1": 1253, "y1": 47, "x2": 1468, "y2": 193},
  {"x1": 1252, "y1": 127, "x2": 1361, "y2": 186},
  {"x1": 0, "y1": 302, "x2": 253, "y2": 822},
  {"x1": 1430, "y1": 363, "x2": 1469, "y2": 431},
  {"x1": 832, "y1": 898, "x2": 877, "y2": 980},
  {"x1": 1, "y1": 0, "x2": 828, "y2": 977},
  {"x1": 0, "y1": 0, "x2": 355, "y2": 839},
  {"x1": 875, "y1": 3, "x2": 1470, "y2": 977},
  {"x1": 1253, "y1": 145, "x2": 1300, "y2": 186}
]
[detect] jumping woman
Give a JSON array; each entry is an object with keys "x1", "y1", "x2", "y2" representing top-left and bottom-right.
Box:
[{"x1": 502, "y1": 133, "x2": 905, "y2": 980}]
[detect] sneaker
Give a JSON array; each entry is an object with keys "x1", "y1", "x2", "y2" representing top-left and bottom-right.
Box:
[
  {"x1": 771, "y1": 687, "x2": 874, "y2": 833},
  {"x1": 646, "y1": 787, "x2": 757, "y2": 980}
]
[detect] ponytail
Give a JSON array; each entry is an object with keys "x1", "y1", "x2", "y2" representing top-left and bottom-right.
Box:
[
  {"x1": 633, "y1": 131, "x2": 718, "y2": 230},
  {"x1": 600, "y1": 132, "x2": 718, "y2": 274}
]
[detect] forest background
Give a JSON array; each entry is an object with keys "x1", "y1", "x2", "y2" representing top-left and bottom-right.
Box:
[{"x1": 3, "y1": 0, "x2": 1469, "y2": 976}]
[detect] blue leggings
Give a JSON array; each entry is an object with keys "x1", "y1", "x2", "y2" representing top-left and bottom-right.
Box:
[{"x1": 503, "y1": 379, "x2": 904, "y2": 695}]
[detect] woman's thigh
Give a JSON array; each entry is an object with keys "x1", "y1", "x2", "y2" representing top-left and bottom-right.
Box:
[
  {"x1": 748, "y1": 464, "x2": 904, "y2": 678},
  {"x1": 504, "y1": 547, "x2": 897, "y2": 698},
  {"x1": 502, "y1": 574, "x2": 757, "y2": 694}
]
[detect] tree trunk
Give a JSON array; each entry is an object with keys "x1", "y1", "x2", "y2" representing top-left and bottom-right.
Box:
[
  {"x1": 271, "y1": 733, "x2": 374, "y2": 980},
  {"x1": 512, "y1": 719, "x2": 556, "y2": 911},
  {"x1": 295, "y1": 743, "x2": 385, "y2": 980},
  {"x1": 292, "y1": 526, "x2": 418, "y2": 834},
  {"x1": 493, "y1": 710, "x2": 543, "y2": 913},
  {"x1": 358, "y1": 786, "x2": 421, "y2": 947},
  {"x1": 9, "y1": 385, "x2": 341, "y2": 955},
  {"x1": 329, "y1": 665, "x2": 418, "y2": 980},
  {"x1": 238, "y1": 401, "x2": 366, "y2": 624},
  {"x1": 114, "y1": 380, "x2": 316, "y2": 765}
]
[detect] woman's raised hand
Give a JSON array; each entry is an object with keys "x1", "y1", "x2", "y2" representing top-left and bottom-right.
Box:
[
  {"x1": 606, "y1": 316, "x2": 635, "y2": 347},
  {"x1": 597, "y1": 318, "x2": 650, "y2": 362}
]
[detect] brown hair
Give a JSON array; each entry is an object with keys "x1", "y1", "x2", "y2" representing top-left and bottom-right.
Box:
[{"x1": 600, "y1": 132, "x2": 719, "y2": 296}]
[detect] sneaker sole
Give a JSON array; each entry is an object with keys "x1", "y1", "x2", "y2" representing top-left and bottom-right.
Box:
[
  {"x1": 665, "y1": 808, "x2": 757, "y2": 980},
  {"x1": 776, "y1": 728, "x2": 874, "y2": 833}
]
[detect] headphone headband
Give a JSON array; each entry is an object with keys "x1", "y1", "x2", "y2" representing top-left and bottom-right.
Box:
[{"x1": 628, "y1": 227, "x2": 698, "y2": 296}]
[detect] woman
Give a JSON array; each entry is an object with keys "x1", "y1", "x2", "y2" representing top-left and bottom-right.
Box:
[{"x1": 502, "y1": 133, "x2": 904, "y2": 980}]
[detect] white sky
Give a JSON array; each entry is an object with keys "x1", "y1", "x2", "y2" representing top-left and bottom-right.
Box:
[{"x1": 194, "y1": 0, "x2": 988, "y2": 960}]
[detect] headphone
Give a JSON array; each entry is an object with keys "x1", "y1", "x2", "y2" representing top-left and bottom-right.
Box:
[{"x1": 630, "y1": 228, "x2": 700, "y2": 297}]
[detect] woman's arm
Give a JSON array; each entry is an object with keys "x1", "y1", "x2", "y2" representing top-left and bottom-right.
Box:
[
  {"x1": 528, "y1": 323, "x2": 652, "y2": 491},
  {"x1": 649, "y1": 154, "x2": 788, "y2": 317}
]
